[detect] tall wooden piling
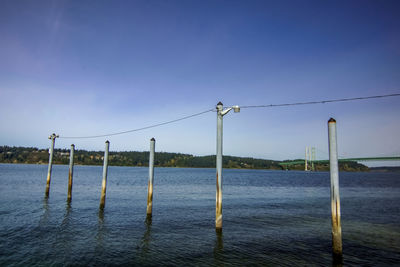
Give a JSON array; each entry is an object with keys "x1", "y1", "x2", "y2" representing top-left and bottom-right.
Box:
[
  {"x1": 99, "y1": 141, "x2": 110, "y2": 210},
  {"x1": 45, "y1": 133, "x2": 58, "y2": 197},
  {"x1": 328, "y1": 118, "x2": 343, "y2": 260},
  {"x1": 67, "y1": 144, "x2": 75, "y2": 202},
  {"x1": 146, "y1": 138, "x2": 156, "y2": 216},
  {"x1": 216, "y1": 102, "x2": 223, "y2": 231}
]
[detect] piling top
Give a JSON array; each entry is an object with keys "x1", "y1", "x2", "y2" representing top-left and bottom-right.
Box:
[
  {"x1": 151, "y1": 137, "x2": 155, "y2": 141},
  {"x1": 328, "y1": 118, "x2": 336, "y2": 123},
  {"x1": 48, "y1": 133, "x2": 58, "y2": 139}
]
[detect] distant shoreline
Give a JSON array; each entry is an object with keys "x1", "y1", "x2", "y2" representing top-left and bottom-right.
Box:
[
  {"x1": 2, "y1": 162, "x2": 400, "y2": 173},
  {"x1": 0, "y1": 145, "x2": 380, "y2": 172},
  {"x1": 2, "y1": 162, "x2": 400, "y2": 172},
  {"x1": 369, "y1": 166, "x2": 400, "y2": 172},
  {"x1": 4, "y1": 162, "x2": 400, "y2": 173}
]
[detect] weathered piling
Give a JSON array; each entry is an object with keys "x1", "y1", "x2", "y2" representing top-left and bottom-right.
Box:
[
  {"x1": 216, "y1": 102, "x2": 223, "y2": 231},
  {"x1": 99, "y1": 141, "x2": 110, "y2": 210},
  {"x1": 146, "y1": 138, "x2": 156, "y2": 216},
  {"x1": 45, "y1": 133, "x2": 58, "y2": 197},
  {"x1": 328, "y1": 118, "x2": 343, "y2": 260},
  {"x1": 67, "y1": 144, "x2": 75, "y2": 202}
]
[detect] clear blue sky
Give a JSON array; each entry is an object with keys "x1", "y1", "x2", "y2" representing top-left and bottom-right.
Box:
[{"x1": 1, "y1": 0, "x2": 399, "y2": 166}]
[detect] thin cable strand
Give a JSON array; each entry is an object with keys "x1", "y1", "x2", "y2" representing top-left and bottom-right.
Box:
[
  {"x1": 59, "y1": 108, "x2": 214, "y2": 139},
  {"x1": 239, "y1": 93, "x2": 400, "y2": 109},
  {"x1": 58, "y1": 93, "x2": 400, "y2": 139}
]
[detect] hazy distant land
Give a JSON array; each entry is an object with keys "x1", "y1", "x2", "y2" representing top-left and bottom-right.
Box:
[
  {"x1": 0, "y1": 145, "x2": 373, "y2": 172},
  {"x1": 369, "y1": 166, "x2": 400, "y2": 172}
]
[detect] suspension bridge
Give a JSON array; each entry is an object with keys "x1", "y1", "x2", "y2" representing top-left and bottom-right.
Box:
[{"x1": 280, "y1": 156, "x2": 400, "y2": 166}]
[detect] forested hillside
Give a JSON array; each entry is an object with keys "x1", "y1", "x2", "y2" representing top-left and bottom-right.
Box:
[
  {"x1": 0, "y1": 146, "x2": 281, "y2": 169},
  {"x1": 0, "y1": 146, "x2": 369, "y2": 171}
]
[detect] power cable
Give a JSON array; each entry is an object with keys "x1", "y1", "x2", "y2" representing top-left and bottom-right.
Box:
[
  {"x1": 58, "y1": 93, "x2": 400, "y2": 139},
  {"x1": 239, "y1": 93, "x2": 400, "y2": 109},
  {"x1": 59, "y1": 108, "x2": 214, "y2": 139}
]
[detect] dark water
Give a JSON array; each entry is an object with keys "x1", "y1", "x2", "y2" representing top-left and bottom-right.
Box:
[{"x1": 0, "y1": 164, "x2": 399, "y2": 266}]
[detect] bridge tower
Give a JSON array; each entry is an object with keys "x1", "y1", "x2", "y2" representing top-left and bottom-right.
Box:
[
  {"x1": 311, "y1": 147, "x2": 316, "y2": 171},
  {"x1": 305, "y1": 146, "x2": 316, "y2": 171},
  {"x1": 305, "y1": 147, "x2": 308, "y2": 171}
]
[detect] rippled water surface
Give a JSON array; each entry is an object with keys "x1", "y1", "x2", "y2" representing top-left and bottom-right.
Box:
[{"x1": 0, "y1": 164, "x2": 399, "y2": 266}]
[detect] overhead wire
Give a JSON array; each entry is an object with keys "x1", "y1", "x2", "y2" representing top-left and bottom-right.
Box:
[
  {"x1": 239, "y1": 93, "x2": 400, "y2": 109},
  {"x1": 59, "y1": 108, "x2": 214, "y2": 139},
  {"x1": 58, "y1": 93, "x2": 400, "y2": 139}
]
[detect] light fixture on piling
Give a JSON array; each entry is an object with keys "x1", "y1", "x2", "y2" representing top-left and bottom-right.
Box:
[{"x1": 219, "y1": 104, "x2": 241, "y2": 116}]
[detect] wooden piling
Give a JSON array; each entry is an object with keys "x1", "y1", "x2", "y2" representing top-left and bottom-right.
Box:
[
  {"x1": 146, "y1": 138, "x2": 155, "y2": 216},
  {"x1": 67, "y1": 144, "x2": 75, "y2": 202},
  {"x1": 99, "y1": 141, "x2": 110, "y2": 210},
  {"x1": 328, "y1": 118, "x2": 343, "y2": 260},
  {"x1": 45, "y1": 133, "x2": 58, "y2": 197},
  {"x1": 216, "y1": 102, "x2": 223, "y2": 231}
]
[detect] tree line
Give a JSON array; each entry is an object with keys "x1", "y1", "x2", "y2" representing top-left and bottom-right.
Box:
[{"x1": 0, "y1": 146, "x2": 369, "y2": 171}]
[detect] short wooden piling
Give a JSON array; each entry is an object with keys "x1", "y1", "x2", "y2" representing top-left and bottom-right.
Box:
[
  {"x1": 146, "y1": 138, "x2": 155, "y2": 216},
  {"x1": 67, "y1": 144, "x2": 75, "y2": 202},
  {"x1": 328, "y1": 118, "x2": 343, "y2": 260},
  {"x1": 45, "y1": 133, "x2": 58, "y2": 197},
  {"x1": 99, "y1": 141, "x2": 110, "y2": 210}
]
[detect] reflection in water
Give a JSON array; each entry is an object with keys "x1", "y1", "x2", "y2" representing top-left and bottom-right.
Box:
[
  {"x1": 138, "y1": 215, "x2": 153, "y2": 255},
  {"x1": 62, "y1": 201, "x2": 72, "y2": 226},
  {"x1": 213, "y1": 229, "x2": 224, "y2": 265},
  {"x1": 39, "y1": 197, "x2": 50, "y2": 225},
  {"x1": 98, "y1": 208, "x2": 105, "y2": 224},
  {"x1": 43, "y1": 197, "x2": 49, "y2": 210},
  {"x1": 145, "y1": 214, "x2": 152, "y2": 226},
  {"x1": 96, "y1": 209, "x2": 105, "y2": 254},
  {"x1": 332, "y1": 254, "x2": 343, "y2": 267},
  {"x1": 58, "y1": 201, "x2": 73, "y2": 256}
]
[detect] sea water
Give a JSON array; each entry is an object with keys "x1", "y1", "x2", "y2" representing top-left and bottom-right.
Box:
[{"x1": 0, "y1": 164, "x2": 399, "y2": 266}]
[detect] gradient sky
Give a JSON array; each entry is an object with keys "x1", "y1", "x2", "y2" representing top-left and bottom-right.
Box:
[{"x1": 1, "y1": 0, "x2": 399, "y2": 166}]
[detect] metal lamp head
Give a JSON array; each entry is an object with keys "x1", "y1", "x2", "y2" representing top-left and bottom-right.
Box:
[{"x1": 233, "y1": 105, "x2": 240, "y2": 113}]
